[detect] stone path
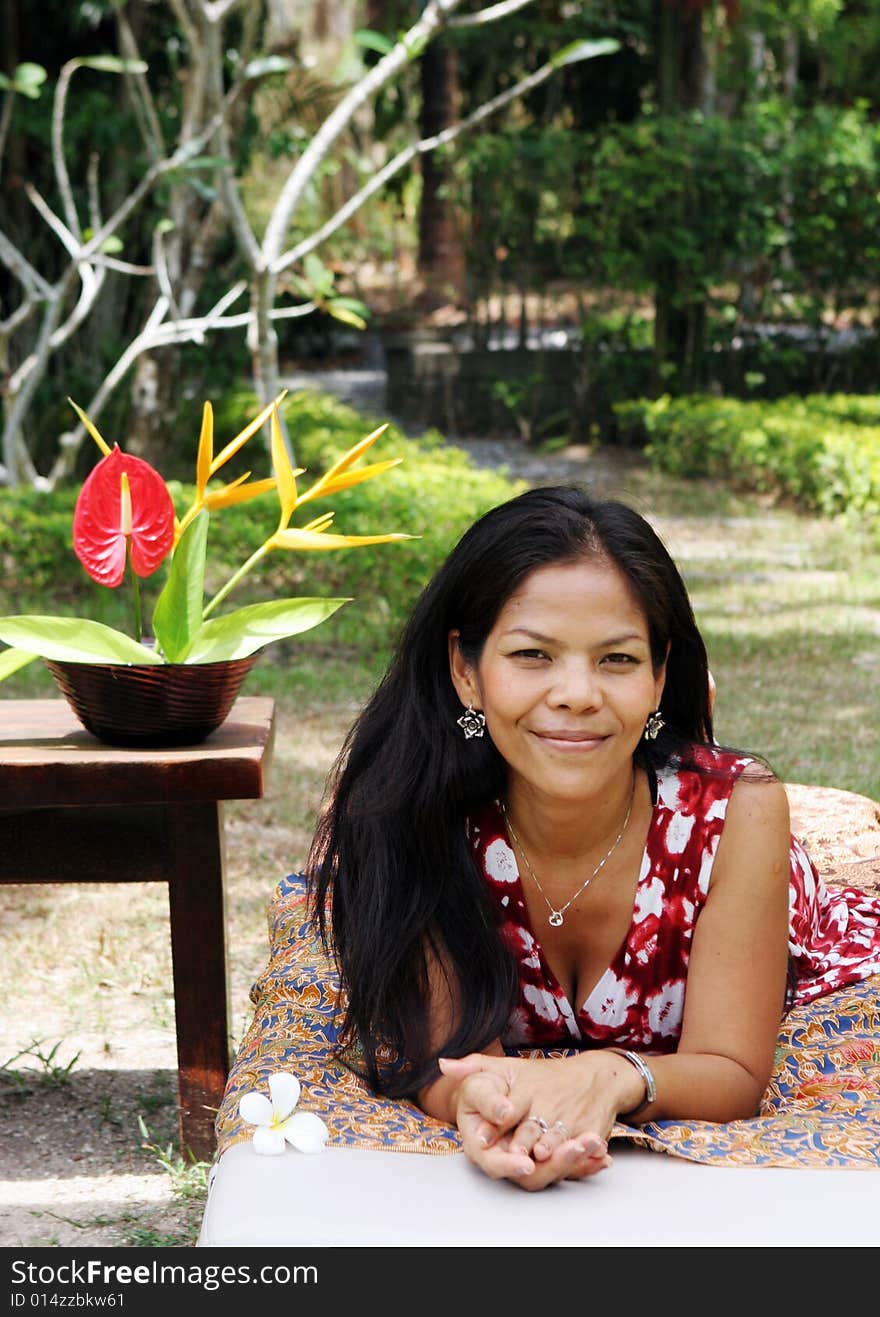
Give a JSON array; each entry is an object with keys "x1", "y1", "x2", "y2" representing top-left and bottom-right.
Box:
[{"x1": 282, "y1": 364, "x2": 635, "y2": 491}]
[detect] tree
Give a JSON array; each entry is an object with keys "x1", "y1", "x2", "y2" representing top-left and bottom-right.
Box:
[
  {"x1": 1, "y1": 0, "x2": 615, "y2": 487},
  {"x1": 416, "y1": 33, "x2": 466, "y2": 312}
]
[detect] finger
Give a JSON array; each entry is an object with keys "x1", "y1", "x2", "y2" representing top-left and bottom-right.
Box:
[
  {"x1": 458, "y1": 1108, "x2": 508, "y2": 1155},
  {"x1": 559, "y1": 1141, "x2": 613, "y2": 1181},
  {"x1": 455, "y1": 1072, "x2": 521, "y2": 1145},
  {"x1": 532, "y1": 1118, "x2": 576, "y2": 1163},
  {"x1": 507, "y1": 1115, "x2": 547, "y2": 1157},
  {"x1": 461, "y1": 1071, "x2": 514, "y2": 1123},
  {"x1": 463, "y1": 1131, "x2": 536, "y2": 1181},
  {"x1": 572, "y1": 1133, "x2": 608, "y2": 1159},
  {"x1": 440, "y1": 1055, "x2": 515, "y2": 1125},
  {"x1": 439, "y1": 1054, "x2": 508, "y2": 1082},
  {"x1": 534, "y1": 1132, "x2": 606, "y2": 1173},
  {"x1": 565, "y1": 1153, "x2": 613, "y2": 1181}
]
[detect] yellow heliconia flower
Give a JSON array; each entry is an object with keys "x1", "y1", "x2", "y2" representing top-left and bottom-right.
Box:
[
  {"x1": 264, "y1": 403, "x2": 413, "y2": 553},
  {"x1": 199, "y1": 399, "x2": 415, "y2": 621},
  {"x1": 296, "y1": 423, "x2": 401, "y2": 506},
  {"x1": 209, "y1": 392, "x2": 289, "y2": 479},
  {"x1": 272, "y1": 527, "x2": 412, "y2": 551},
  {"x1": 68, "y1": 397, "x2": 112, "y2": 456},
  {"x1": 176, "y1": 391, "x2": 295, "y2": 543},
  {"x1": 204, "y1": 473, "x2": 277, "y2": 510},
  {"x1": 195, "y1": 399, "x2": 213, "y2": 500},
  {"x1": 270, "y1": 401, "x2": 300, "y2": 534}
]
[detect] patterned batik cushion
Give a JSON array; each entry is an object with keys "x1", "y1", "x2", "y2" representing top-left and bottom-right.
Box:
[{"x1": 214, "y1": 870, "x2": 880, "y2": 1170}]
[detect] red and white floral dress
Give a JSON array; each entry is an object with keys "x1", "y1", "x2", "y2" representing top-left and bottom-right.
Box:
[{"x1": 467, "y1": 745, "x2": 880, "y2": 1054}]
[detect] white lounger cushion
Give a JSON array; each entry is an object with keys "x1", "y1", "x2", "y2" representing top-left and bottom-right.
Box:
[{"x1": 198, "y1": 1141, "x2": 880, "y2": 1248}]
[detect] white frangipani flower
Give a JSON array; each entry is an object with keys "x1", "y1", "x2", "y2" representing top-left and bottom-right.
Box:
[{"x1": 238, "y1": 1072, "x2": 329, "y2": 1156}]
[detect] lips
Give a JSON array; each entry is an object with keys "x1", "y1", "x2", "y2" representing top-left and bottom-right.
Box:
[{"x1": 532, "y1": 729, "x2": 608, "y2": 744}]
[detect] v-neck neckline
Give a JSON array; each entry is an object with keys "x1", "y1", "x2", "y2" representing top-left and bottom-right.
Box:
[{"x1": 493, "y1": 768, "x2": 661, "y2": 1024}]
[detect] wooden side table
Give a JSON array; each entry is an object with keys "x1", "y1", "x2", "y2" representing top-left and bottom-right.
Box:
[{"x1": 0, "y1": 696, "x2": 276, "y2": 1161}]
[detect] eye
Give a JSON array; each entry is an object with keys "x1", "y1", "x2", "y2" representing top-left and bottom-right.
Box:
[
  {"x1": 602, "y1": 652, "x2": 640, "y2": 666},
  {"x1": 510, "y1": 648, "x2": 550, "y2": 661}
]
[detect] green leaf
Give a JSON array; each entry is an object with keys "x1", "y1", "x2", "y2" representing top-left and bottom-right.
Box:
[
  {"x1": 184, "y1": 598, "x2": 349, "y2": 663},
  {"x1": 8, "y1": 62, "x2": 47, "y2": 98},
  {"x1": 15, "y1": 62, "x2": 47, "y2": 84},
  {"x1": 303, "y1": 252, "x2": 335, "y2": 297},
  {"x1": 0, "y1": 647, "x2": 38, "y2": 681},
  {"x1": 185, "y1": 178, "x2": 218, "y2": 203},
  {"x1": 354, "y1": 29, "x2": 394, "y2": 56},
  {"x1": 327, "y1": 303, "x2": 367, "y2": 330},
  {"x1": 242, "y1": 55, "x2": 296, "y2": 79},
  {"x1": 155, "y1": 218, "x2": 176, "y2": 235},
  {"x1": 329, "y1": 296, "x2": 370, "y2": 317},
  {"x1": 180, "y1": 155, "x2": 235, "y2": 171},
  {"x1": 0, "y1": 617, "x2": 162, "y2": 665},
  {"x1": 152, "y1": 511, "x2": 209, "y2": 663},
  {"x1": 402, "y1": 32, "x2": 428, "y2": 61},
  {"x1": 290, "y1": 275, "x2": 315, "y2": 302},
  {"x1": 100, "y1": 235, "x2": 124, "y2": 254},
  {"x1": 550, "y1": 39, "x2": 620, "y2": 69},
  {"x1": 77, "y1": 56, "x2": 149, "y2": 74}
]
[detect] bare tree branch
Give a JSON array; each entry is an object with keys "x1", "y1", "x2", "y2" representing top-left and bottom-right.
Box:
[
  {"x1": 76, "y1": 112, "x2": 224, "y2": 265},
  {"x1": 203, "y1": 0, "x2": 248, "y2": 23},
  {"x1": 24, "y1": 184, "x2": 80, "y2": 257},
  {"x1": 115, "y1": 7, "x2": 166, "y2": 161},
  {"x1": 204, "y1": 19, "x2": 261, "y2": 268},
  {"x1": 51, "y1": 60, "x2": 85, "y2": 241},
  {"x1": 167, "y1": 0, "x2": 200, "y2": 52},
  {"x1": 93, "y1": 256, "x2": 155, "y2": 276},
  {"x1": 450, "y1": 0, "x2": 535, "y2": 27},
  {"x1": 272, "y1": 46, "x2": 557, "y2": 276},
  {"x1": 153, "y1": 229, "x2": 184, "y2": 319},
  {"x1": 2, "y1": 292, "x2": 66, "y2": 481},
  {"x1": 262, "y1": 0, "x2": 468, "y2": 268},
  {"x1": 0, "y1": 92, "x2": 14, "y2": 175},
  {"x1": 45, "y1": 281, "x2": 312, "y2": 486},
  {"x1": 0, "y1": 230, "x2": 55, "y2": 301},
  {"x1": 0, "y1": 297, "x2": 37, "y2": 338}
]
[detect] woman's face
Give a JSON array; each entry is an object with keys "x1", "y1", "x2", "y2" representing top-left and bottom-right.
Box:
[{"x1": 449, "y1": 555, "x2": 666, "y2": 806}]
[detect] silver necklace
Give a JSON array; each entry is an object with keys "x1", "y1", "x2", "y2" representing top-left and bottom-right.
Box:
[{"x1": 500, "y1": 778, "x2": 635, "y2": 928}]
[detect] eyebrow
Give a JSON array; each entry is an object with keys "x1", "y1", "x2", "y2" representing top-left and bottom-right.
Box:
[{"x1": 501, "y1": 628, "x2": 649, "y2": 647}]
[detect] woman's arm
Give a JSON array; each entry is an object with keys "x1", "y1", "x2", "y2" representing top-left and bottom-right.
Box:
[
  {"x1": 415, "y1": 941, "x2": 505, "y2": 1123},
  {"x1": 639, "y1": 771, "x2": 792, "y2": 1122}
]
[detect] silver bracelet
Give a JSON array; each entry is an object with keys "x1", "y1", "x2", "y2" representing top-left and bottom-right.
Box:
[{"x1": 606, "y1": 1047, "x2": 657, "y2": 1117}]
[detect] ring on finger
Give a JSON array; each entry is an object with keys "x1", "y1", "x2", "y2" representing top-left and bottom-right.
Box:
[{"x1": 523, "y1": 1114, "x2": 550, "y2": 1134}]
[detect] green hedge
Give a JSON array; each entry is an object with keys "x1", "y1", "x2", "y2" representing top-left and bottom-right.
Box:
[
  {"x1": 614, "y1": 393, "x2": 880, "y2": 523},
  {"x1": 0, "y1": 390, "x2": 525, "y2": 656}
]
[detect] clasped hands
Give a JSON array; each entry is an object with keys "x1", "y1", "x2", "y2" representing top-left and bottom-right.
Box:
[{"x1": 438, "y1": 1051, "x2": 625, "y2": 1191}]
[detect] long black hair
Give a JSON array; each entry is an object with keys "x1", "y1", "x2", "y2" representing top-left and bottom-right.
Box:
[{"x1": 308, "y1": 486, "x2": 715, "y2": 1096}]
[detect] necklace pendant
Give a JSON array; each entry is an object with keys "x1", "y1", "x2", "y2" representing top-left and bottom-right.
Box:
[{"x1": 548, "y1": 910, "x2": 564, "y2": 928}]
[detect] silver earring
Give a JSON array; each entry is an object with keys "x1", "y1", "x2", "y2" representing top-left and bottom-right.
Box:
[
  {"x1": 644, "y1": 710, "x2": 664, "y2": 741},
  {"x1": 457, "y1": 705, "x2": 486, "y2": 739}
]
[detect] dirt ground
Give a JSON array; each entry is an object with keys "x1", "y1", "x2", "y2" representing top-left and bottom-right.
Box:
[
  {"x1": 2, "y1": 437, "x2": 878, "y2": 1249},
  {"x1": 0, "y1": 694, "x2": 356, "y2": 1248}
]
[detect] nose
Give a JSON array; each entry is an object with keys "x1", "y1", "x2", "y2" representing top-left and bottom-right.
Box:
[{"x1": 546, "y1": 657, "x2": 603, "y2": 712}]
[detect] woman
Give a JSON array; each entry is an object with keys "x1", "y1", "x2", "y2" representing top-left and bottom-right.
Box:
[{"x1": 308, "y1": 486, "x2": 880, "y2": 1191}]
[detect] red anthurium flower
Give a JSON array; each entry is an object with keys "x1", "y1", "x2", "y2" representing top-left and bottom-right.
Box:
[{"x1": 73, "y1": 445, "x2": 175, "y2": 587}]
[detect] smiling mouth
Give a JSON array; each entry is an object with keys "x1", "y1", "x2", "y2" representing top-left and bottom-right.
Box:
[{"x1": 532, "y1": 730, "x2": 608, "y2": 744}]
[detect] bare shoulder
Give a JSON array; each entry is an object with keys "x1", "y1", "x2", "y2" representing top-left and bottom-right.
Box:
[
  {"x1": 728, "y1": 767, "x2": 791, "y2": 833},
  {"x1": 714, "y1": 769, "x2": 791, "y2": 888}
]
